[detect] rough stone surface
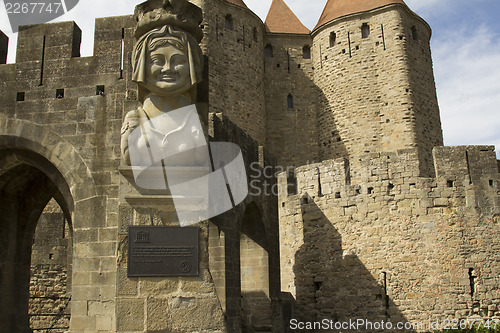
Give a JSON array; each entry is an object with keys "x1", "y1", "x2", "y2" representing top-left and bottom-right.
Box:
[
  {"x1": 279, "y1": 146, "x2": 500, "y2": 326},
  {"x1": 0, "y1": 0, "x2": 498, "y2": 332}
]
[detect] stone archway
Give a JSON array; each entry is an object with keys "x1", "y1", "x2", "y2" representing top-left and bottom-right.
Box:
[
  {"x1": 240, "y1": 202, "x2": 272, "y2": 332},
  {"x1": 0, "y1": 148, "x2": 74, "y2": 332},
  {"x1": 0, "y1": 119, "x2": 98, "y2": 332}
]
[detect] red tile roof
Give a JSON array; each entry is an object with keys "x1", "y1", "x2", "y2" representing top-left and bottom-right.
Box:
[
  {"x1": 265, "y1": 0, "x2": 310, "y2": 34},
  {"x1": 314, "y1": 0, "x2": 407, "y2": 30}
]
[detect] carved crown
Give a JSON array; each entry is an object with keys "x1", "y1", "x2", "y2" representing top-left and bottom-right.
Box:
[{"x1": 134, "y1": 0, "x2": 203, "y2": 41}]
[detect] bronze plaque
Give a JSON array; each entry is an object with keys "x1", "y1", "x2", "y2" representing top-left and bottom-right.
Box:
[{"x1": 128, "y1": 226, "x2": 199, "y2": 277}]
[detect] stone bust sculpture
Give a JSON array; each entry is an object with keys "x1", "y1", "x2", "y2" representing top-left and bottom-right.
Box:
[{"x1": 121, "y1": 0, "x2": 205, "y2": 167}]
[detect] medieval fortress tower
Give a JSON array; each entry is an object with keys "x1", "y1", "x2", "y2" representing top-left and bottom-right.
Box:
[{"x1": 0, "y1": 0, "x2": 499, "y2": 332}]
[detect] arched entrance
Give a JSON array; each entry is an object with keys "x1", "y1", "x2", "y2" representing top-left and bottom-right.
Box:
[
  {"x1": 0, "y1": 148, "x2": 73, "y2": 332},
  {"x1": 240, "y1": 202, "x2": 272, "y2": 332}
]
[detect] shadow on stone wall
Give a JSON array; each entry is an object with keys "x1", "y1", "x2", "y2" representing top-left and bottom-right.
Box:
[{"x1": 290, "y1": 195, "x2": 413, "y2": 332}]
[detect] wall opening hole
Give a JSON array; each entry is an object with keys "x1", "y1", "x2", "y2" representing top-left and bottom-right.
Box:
[
  {"x1": 388, "y1": 183, "x2": 394, "y2": 192},
  {"x1": 287, "y1": 94, "x2": 294, "y2": 109},
  {"x1": 264, "y1": 44, "x2": 273, "y2": 58},
  {"x1": 16, "y1": 92, "x2": 25, "y2": 102},
  {"x1": 287, "y1": 170, "x2": 297, "y2": 196},
  {"x1": 367, "y1": 187, "x2": 374, "y2": 194},
  {"x1": 489, "y1": 180, "x2": 494, "y2": 186},
  {"x1": 468, "y1": 268, "x2": 477, "y2": 297},
  {"x1": 330, "y1": 32, "x2": 336, "y2": 47},
  {"x1": 303, "y1": 45, "x2": 311, "y2": 59},
  {"x1": 298, "y1": 64, "x2": 301, "y2": 68},
  {"x1": 276, "y1": 63, "x2": 280, "y2": 68},
  {"x1": 282, "y1": 202, "x2": 285, "y2": 208},
  {"x1": 96, "y1": 85, "x2": 105, "y2": 96},
  {"x1": 411, "y1": 26, "x2": 418, "y2": 40},
  {"x1": 335, "y1": 192, "x2": 341, "y2": 199},
  {"x1": 447, "y1": 180, "x2": 454, "y2": 188},
  {"x1": 49, "y1": 254, "x2": 54, "y2": 260},
  {"x1": 355, "y1": 188, "x2": 361, "y2": 195},
  {"x1": 362, "y1": 23, "x2": 370, "y2": 38},
  {"x1": 56, "y1": 89, "x2": 64, "y2": 99},
  {"x1": 355, "y1": 45, "x2": 359, "y2": 50},
  {"x1": 342, "y1": 49, "x2": 346, "y2": 54},
  {"x1": 225, "y1": 14, "x2": 233, "y2": 30}
]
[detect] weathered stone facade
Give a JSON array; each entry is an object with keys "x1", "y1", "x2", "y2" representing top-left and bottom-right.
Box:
[
  {"x1": 312, "y1": 5, "x2": 442, "y2": 177},
  {"x1": 0, "y1": 0, "x2": 498, "y2": 332},
  {"x1": 279, "y1": 146, "x2": 500, "y2": 328}
]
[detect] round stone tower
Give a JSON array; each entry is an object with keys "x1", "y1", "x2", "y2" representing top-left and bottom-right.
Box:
[
  {"x1": 312, "y1": 0, "x2": 443, "y2": 176},
  {"x1": 197, "y1": 0, "x2": 267, "y2": 144}
]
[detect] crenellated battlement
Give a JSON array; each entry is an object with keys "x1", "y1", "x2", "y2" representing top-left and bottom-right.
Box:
[
  {"x1": 0, "y1": 15, "x2": 136, "y2": 81},
  {"x1": 279, "y1": 145, "x2": 500, "y2": 324},
  {"x1": 279, "y1": 146, "x2": 499, "y2": 217}
]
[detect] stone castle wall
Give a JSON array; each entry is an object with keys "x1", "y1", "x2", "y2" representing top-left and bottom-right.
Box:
[
  {"x1": 264, "y1": 33, "x2": 320, "y2": 168},
  {"x1": 0, "y1": 1, "x2": 499, "y2": 332},
  {"x1": 0, "y1": 16, "x2": 136, "y2": 331},
  {"x1": 312, "y1": 5, "x2": 443, "y2": 176},
  {"x1": 278, "y1": 145, "x2": 500, "y2": 326}
]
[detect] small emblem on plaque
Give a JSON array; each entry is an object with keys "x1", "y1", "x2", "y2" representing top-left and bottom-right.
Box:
[
  {"x1": 136, "y1": 231, "x2": 150, "y2": 243},
  {"x1": 178, "y1": 260, "x2": 192, "y2": 273}
]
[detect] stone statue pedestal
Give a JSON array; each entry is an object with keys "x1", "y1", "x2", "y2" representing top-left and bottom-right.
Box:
[{"x1": 116, "y1": 165, "x2": 225, "y2": 332}]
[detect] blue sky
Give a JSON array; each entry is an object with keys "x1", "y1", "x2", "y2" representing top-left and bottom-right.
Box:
[{"x1": 0, "y1": 0, "x2": 499, "y2": 158}]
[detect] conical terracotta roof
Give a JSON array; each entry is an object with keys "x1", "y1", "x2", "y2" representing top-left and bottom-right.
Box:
[
  {"x1": 314, "y1": 0, "x2": 406, "y2": 30},
  {"x1": 226, "y1": 0, "x2": 249, "y2": 9},
  {"x1": 265, "y1": 0, "x2": 310, "y2": 34}
]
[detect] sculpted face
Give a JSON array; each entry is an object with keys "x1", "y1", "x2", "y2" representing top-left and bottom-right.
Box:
[{"x1": 144, "y1": 43, "x2": 191, "y2": 95}]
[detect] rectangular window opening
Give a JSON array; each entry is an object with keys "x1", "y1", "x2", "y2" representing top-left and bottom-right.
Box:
[
  {"x1": 330, "y1": 32, "x2": 336, "y2": 47},
  {"x1": 56, "y1": 89, "x2": 65, "y2": 99},
  {"x1": 362, "y1": 23, "x2": 370, "y2": 39},
  {"x1": 16, "y1": 92, "x2": 25, "y2": 102},
  {"x1": 287, "y1": 172, "x2": 298, "y2": 196},
  {"x1": 96, "y1": 85, "x2": 105, "y2": 96},
  {"x1": 225, "y1": 14, "x2": 233, "y2": 30}
]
